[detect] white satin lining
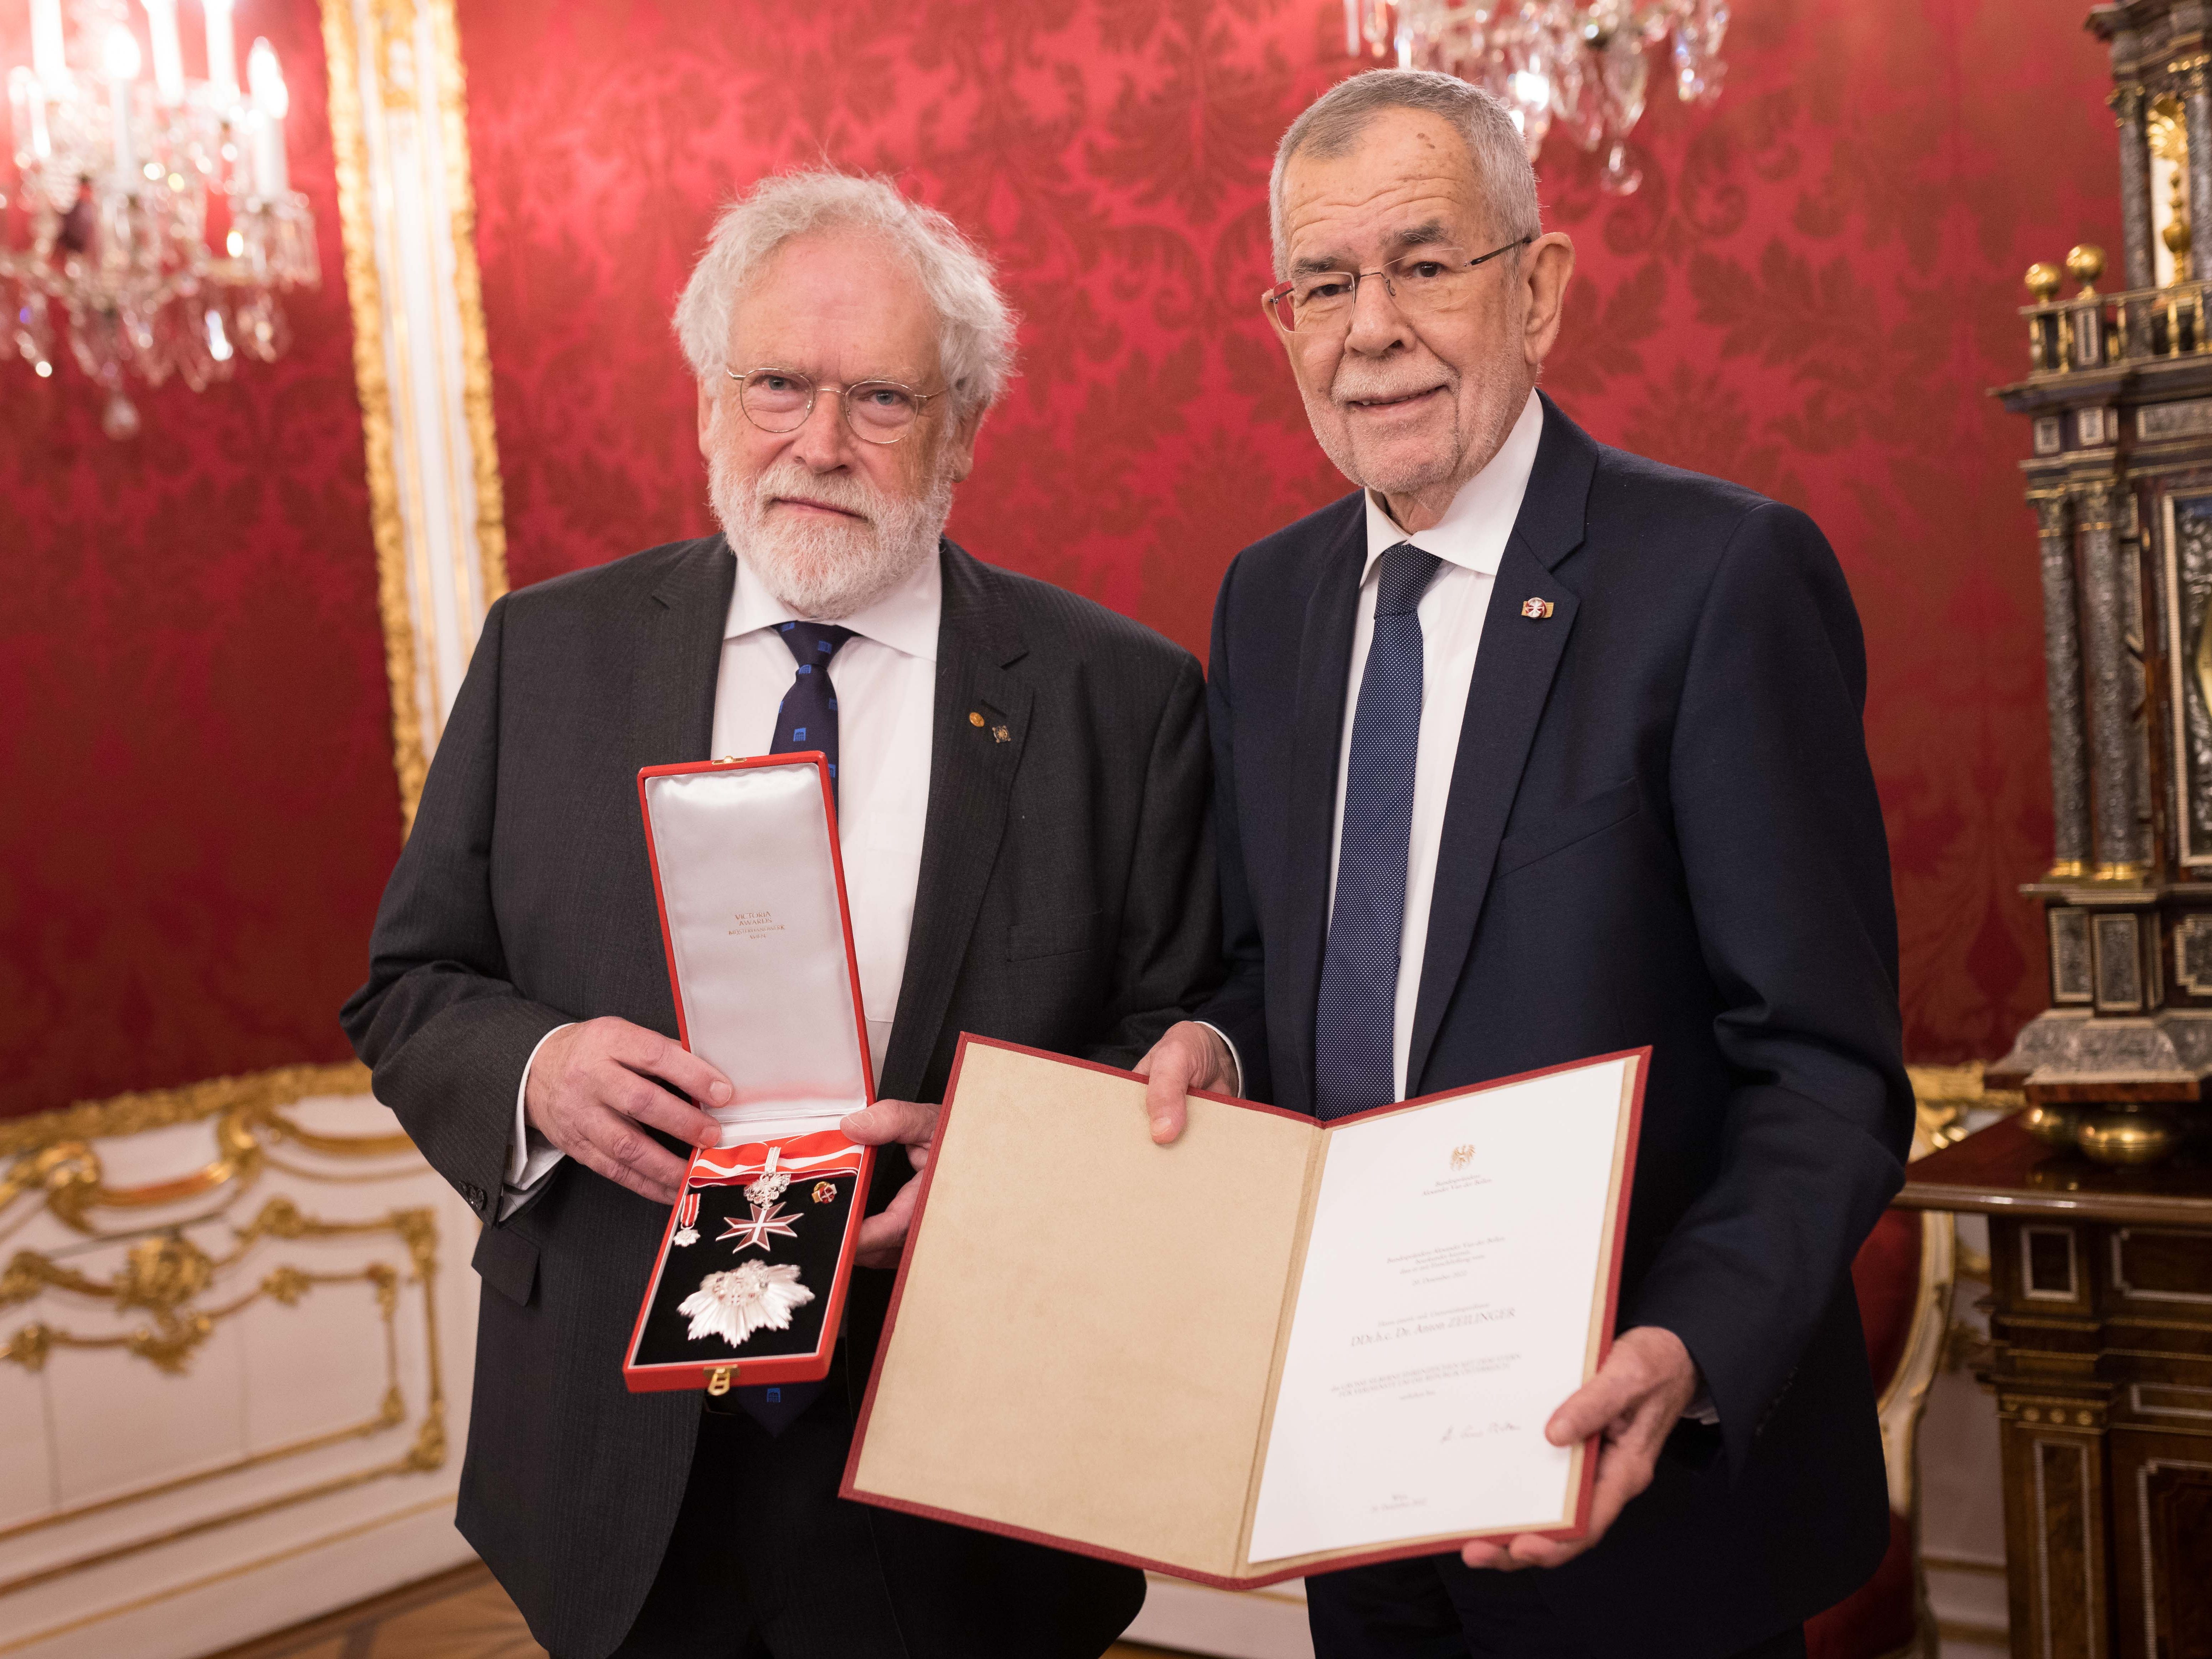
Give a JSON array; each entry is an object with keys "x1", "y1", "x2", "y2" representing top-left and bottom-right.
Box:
[{"x1": 644, "y1": 764, "x2": 869, "y2": 1139}]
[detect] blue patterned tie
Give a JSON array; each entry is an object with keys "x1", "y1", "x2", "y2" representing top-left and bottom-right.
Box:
[
  {"x1": 731, "y1": 620, "x2": 854, "y2": 1436},
  {"x1": 768, "y1": 622, "x2": 856, "y2": 809},
  {"x1": 1315, "y1": 543, "x2": 1441, "y2": 1121}
]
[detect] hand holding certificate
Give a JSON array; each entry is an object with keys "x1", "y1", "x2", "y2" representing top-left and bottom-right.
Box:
[{"x1": 842, "y1": 1037, "x2": 1647, "y2": 1586}]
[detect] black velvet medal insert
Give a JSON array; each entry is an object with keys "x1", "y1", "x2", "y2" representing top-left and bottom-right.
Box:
[{"x1": 632, "y1": 1166, "x2": 860, "y2": 1368}]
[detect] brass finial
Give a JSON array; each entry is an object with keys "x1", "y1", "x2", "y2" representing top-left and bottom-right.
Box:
[
  {"x1": 2026, "y1": 262, "x2": 2063, "y2": 302},
  {"x1": 2067, "y1": 243, "x2": 2108, "y2": 295},
  {"x1": 2166, "y1": 216, "x2": 2193, "y2": 282}
]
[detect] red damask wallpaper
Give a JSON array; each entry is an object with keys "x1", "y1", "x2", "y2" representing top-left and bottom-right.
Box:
[
  {"x1": 0, "y1": 0, "x2": 2127, "y2": 1122},
  {"x1": 0, "y1": 0, "x2": 397, "y2": 1118},
  {"x1": 460, "y1": 0, "x2": 2120, "y2": 1061}
]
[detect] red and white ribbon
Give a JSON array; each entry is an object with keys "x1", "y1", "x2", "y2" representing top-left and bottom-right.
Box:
[{"x1": 691, "y1": 1128, "x2": 861, "y2": 1186}]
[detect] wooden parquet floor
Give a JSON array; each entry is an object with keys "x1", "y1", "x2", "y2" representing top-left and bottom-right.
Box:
[{"x1": 205, "y1": 1559, "x2": 1194, "y2": 1659}]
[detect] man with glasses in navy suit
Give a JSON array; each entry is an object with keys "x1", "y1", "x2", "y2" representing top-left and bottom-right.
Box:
[{"x1": 1138, "y1": 69, "x2": 1912, "y2": 1659}]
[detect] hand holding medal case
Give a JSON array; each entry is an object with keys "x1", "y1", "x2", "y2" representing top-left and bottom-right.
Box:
[{"x1": 623, "y1": 754, "x2": 875, "y2": 1395}]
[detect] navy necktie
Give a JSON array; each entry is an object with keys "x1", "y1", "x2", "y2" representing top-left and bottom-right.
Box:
[
  {"x1": 768, "y1": 621, "x2": 856, "y2": 808},
  {"x1": 1314, "y1": 543, "x2": 1442, "y2": 1122},
  {"x1": 730, "y1": 620, "x2": 854, "y2": 1436}
]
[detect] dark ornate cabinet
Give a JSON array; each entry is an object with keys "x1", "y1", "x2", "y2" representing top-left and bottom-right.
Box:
[
  {"x1": 1995, "y1": 4, "x2": 2212, "y2": 1138},
  {"x1": 1896, "y1": 1123, "x2": 2212, "y2": 1659},
  {"x1": 1907, "y1": 4, "x2": 2212, "y2": 1655}
]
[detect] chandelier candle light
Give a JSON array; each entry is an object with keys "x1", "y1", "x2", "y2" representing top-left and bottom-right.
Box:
[
  {"x1": 1345, "y1": 0, "x2": 1731, "y2": 195},
  {"x1": 2, "y1": 0, "x2": 317, "y2": 438}
]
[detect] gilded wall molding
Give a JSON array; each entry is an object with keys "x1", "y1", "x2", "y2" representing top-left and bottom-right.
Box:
[
  {"x1": 322, "y1": 0, "x2": 427, "y2": 831},
  {"x1": 0, "y1": 1062, "x2": 370, "y2": 1161},
  {"x1": 0, "y1": 1184, "x2": 448, "y2": 1604},
  {"x1": 323, "y1": 0, "x2": 510, "y2": 835},
  {"x1": 430, "y1": 0, "x2": 511, "y2": 620}
]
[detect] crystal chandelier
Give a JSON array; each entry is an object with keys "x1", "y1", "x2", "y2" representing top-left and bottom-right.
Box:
[
  {"x1": 1345, "y1": 0, "x2": 1731, "y2": 195},
  {"x1": 2, "y1": 0, "x2": 316, "y2": 438}
]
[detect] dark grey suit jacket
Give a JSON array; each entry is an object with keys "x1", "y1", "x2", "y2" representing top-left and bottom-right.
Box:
[{"x1": 342, "y1": 535, "x2": 1218, "y2": 1659}]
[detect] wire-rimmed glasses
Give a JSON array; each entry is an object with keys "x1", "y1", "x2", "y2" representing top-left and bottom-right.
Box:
[
  {"x1": 723, "y1": 366, "x2": 947, "y2": 444},
  {"x1": 1261, "y1": 237, "x2": 1533, "y2": 333}
]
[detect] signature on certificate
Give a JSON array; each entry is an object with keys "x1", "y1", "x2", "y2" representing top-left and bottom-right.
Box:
[{"x1": 1439, "y1": 1420, "x2": 1520, "y2": 1443}]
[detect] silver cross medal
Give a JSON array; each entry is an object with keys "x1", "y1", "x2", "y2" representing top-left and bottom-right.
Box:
[
  {"x1": 718, "y1": 1145, "x2": 800, "y2": 1253},
  {"x1": 717, "y1": 1199, "x2": 799, "y2": 1253}
]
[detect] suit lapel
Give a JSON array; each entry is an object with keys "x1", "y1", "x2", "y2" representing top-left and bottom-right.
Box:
[
  {"x1": 1275, "y1": 500, "x2": 1367, "y2": 1118},
  {"x1": 633, "y1": 536, "x2": 736, "y2": 773},
  {"x1": 878, "y1": 542, "x2": 1032, "y2": 1104},
  {"x1": 1404, "y1": 397, "x2": 1599, "y2": 1094}
]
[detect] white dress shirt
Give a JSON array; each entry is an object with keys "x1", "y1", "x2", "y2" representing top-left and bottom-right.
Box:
[
  {"x1": 1323, "y1": 392, "x2": 1715, "y2": 1422},
  {"x1": 502, "y1": 548, "x2": 940, "y2": 1207},
  {"x1": 1331, "y1": 386, "x2": 1543, "y2": 1104}
]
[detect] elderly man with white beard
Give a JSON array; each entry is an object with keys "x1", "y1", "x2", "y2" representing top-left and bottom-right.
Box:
[{"x1": 342, "y1": 170, "x2": 1218, "y2": 1659}]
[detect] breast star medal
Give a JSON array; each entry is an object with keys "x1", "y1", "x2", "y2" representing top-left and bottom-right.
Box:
[
  {"x1": 718, "y1": 1197, "x2": 800, "y2": 1253},
  {"x1": 671, "y1": 1190, "x2": 701, "y2": 1247},
  {"x1": 678, "y1": 1261, "x2": 814, "y2": 1346}
]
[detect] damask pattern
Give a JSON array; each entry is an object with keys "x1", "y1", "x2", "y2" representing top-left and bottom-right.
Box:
[
  {"x1": 0, "y1": 0, "x2": 2136, "y2": 1126},
  {"x1": 459, "y1": 0, "x2": 2123, "y2": 1061},
  {"x1": 0, "y1": 0, "x2": 398, "y2": 1120}
]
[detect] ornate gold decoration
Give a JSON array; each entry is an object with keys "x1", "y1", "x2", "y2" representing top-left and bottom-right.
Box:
[
  {"x1": 1, "y1": 1072, "x2": 414, "y2": 1236},
  {"x1": 2026, "y1": 261, "x2": 2063, "y2": 303},
  {"x1": 0, "y1": 1061, "x2": 368, "y2": 1160},
  {"x1": 321, "y1": 0, "x2": 428, "y2": 833},
  {"x1": 429, "y1": 0, "x2": 510, "y2": 622},
  {"x1": 321, "y1": 0, "x2": 510, "y2": 836},
  {"x1": 1, "y1": 1196, "x2": 428, "y2": 1377},
  {"x1": 1906, "y1": 1062, "x2": 2018, "y2": 1151},
  {"x1": 2093, "y1": 860, "x2": 2150, "y2": 882},
  {"x1": 0, "y1": 1189, "x2": 448, "y2": 1599},
  {"x1": 2077, "y1": 1105, "x2": 2183, "y2": 1165},
  {"x1": 2067, "y1": 243, "x2": 2108, "y2": 296},
  {"x1": 2021, "y1": 1101, "x2": 2084, "y2": 1149},
  {"x1": 372, "y1": 0, "x2": 421, "y2": 108},
  {"x1": 2046, "y1": 859, "x2": 2090, "y2": 879},
  {"x1": 2152, "y1": 94, "x2": 2192, "y2": 285}
]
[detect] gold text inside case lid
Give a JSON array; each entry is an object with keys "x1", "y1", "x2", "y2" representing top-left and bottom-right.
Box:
[{"x1": 644, "y1": 762, "x2": 868, "y2": 1123}]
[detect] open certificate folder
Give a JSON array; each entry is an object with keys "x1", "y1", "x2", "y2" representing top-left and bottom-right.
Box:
[{"x1": 842, "y1": 1038, "x2": 1647, "y2": 1587}]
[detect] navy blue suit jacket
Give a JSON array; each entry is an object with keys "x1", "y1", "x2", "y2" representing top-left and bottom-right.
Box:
[{"x1": 1200, "y1": 395, "x2": 1912, "y2": 1652}]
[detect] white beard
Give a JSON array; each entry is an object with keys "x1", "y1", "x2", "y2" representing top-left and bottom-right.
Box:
[
  {"x1": 679, "y1": 1261, "x2": 815, "y2": 1347},
  {"x1": 711, "y1": 447, "x2": 952, "y2": 621}
]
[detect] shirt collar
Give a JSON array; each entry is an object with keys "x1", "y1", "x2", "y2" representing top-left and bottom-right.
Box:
[
  {"x1": 1359, "y1": 387, "x2": 1545, "y2": 582},
  {"x1": 725, "y1": 541, "x2": 943, "y2": 663}
]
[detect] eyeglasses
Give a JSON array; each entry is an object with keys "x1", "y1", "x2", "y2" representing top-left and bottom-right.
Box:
[
  {"x1": 722, "y1": 366, "x2": 948, "y2": 445},
  {"x1": 1261, "y1": 238, "x2": 1533, "y2": 333}
]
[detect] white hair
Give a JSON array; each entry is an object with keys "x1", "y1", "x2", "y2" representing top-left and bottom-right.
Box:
[
  {"x1": 1269, "y1": 70, "x2": 1542, "y2": 277},
  {"x1": 673, "y1": 169, "x2": 1017, "y2": 418}
]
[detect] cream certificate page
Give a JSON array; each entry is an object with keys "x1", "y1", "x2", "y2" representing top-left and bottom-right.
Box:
[{"x1": 1244, "y1": 1057, "x2": 1632, "y2": 1563}]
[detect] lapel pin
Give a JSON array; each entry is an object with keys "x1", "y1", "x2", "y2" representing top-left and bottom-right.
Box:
[
  {"x1": 1521, "y1": 597, "x2": 1554, "y2": 620},
  {"x1": 992, "y1": 723, "x2": 1011, "y2": 743},
  {"x1": 968, "y1": 711, "x2": 985, "y2": 727}
]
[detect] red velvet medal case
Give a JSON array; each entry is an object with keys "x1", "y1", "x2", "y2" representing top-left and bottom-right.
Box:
[{"x1": 623, "y1": 754, "x2": 876, "y2": 1396}]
